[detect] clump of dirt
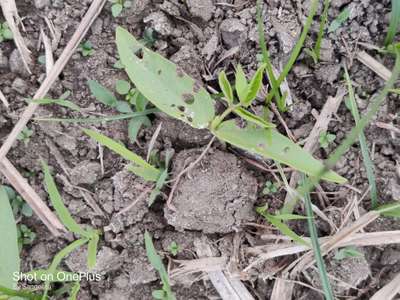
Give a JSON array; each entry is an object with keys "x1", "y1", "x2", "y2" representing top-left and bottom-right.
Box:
[{"x1": 164, "y1": 148, "x2": 258, "y2": 233}]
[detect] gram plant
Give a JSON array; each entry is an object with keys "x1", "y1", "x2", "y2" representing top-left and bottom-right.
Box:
[
  {"x1": 0, "y1": 22, "x2": 13, "y2": 42},
  {"x1": 115, "y1": 27, "x2": 345, "y2": 184}
]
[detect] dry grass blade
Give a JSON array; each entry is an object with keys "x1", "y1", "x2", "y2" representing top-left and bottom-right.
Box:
[
  {"x1": 0, "y1": 0, "x2": 32, "y2": 73},
  {"x1": 0, "y1": 158, "x2": 65, "y2": 235},
  {"x1": 370, "y1": 272, "x2": 400, "y2": 300},
  {"x1": 270, "y1": 278, "x2": 294, "y2": 300},
  {"x1": 40, "y1": 27, "x2": 54, "y2": 74},
  {"x1": 356, "y1": 51, "x2": 391, "y2": 81},
  {"x1": 0, "y1": 88, "x2": 9, "y2": 108},
  {"x1": 0, "y1": 0, "x2": 106, "y2": 162}
]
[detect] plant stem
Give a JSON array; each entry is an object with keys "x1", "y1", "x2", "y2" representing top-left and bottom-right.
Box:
[
  {"x1": 210, "y1": 104, "x2": 241, "y2": 130},
  {"x1": 314, "y1": 0, "x2": 331, "y2": 60}
]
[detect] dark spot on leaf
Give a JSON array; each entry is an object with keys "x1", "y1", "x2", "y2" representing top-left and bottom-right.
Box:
[
  {"x1": 157, "y1": 69, "x2": 162, "y2": 75},
  {"x1": 193, "y1": 81, "x2": 201, "y2": 93},
  {"x1": 257, "y1": 143, "x2": 266, "y2": 149},
  {"x1": 182, "y1": 93, "x2": 195, "y2": 104},
  {"x1": 178, "y1": 105, "x2": 185, "y2": 112},
  {"x1": 134, "y1": 48, "x2": 144, "y2": 59},
  {"x1": 176, "y1": 68, "x2": 185, "y2": 78},
  {"x1": 283, "y1": 146, "x2": 290, "y2": 153},
  {"x1": 186, "y1": 116, "x2": 193, "y2": 123},
  {"x1": 170, "y1": 104, "x2": 176, "y2": 107}
]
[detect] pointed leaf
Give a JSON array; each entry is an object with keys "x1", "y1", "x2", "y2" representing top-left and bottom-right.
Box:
[
  {"x1": 88, "y1": 80, "x2": 118, "y2": 107},
  {"x1": 83, "y1": 128, "x2": 160, "y2": 181},
  {"x1": 116, "y1": 27, "x2": 215, "y2": 129},
  {"x1": 213, "y1": 120, "x2": 347, "y2": 183},
  {"x1": 235, "y1": 64, "x2": 248, "y2": 102},
  {"x1": 218, "y1": 71, "x2": 233, "y2": 104},
  {"x1": 234, "y1": 107, "x2": 275, "y2": 128},
  {"x1": 242, "y1": 64, "x2": 266, "y2": 106},
  {"x1": 0, "y1": 186, "x2": 20, "y2": 290}
]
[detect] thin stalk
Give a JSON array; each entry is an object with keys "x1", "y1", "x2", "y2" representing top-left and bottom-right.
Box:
[
  {"x1": 266, "y1": 0, "x2": 319, "y2": 104},
  {"x1": 302, "y1": 174, "x2": 335, "y2": 300},
  {"x1": 314, "y1": 0, "x2": 331, "y2": 60},
  {"x1": 256, "y1": 0, "x2": 281, "y2": 105},
  {"x1": 385, "y1": 0, "x2": 400, "y2": 46},
  {"x1": 344, "y1": 66, "x2": 378, "y2": 208}
]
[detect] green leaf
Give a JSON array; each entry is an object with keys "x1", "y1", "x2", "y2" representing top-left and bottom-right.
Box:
[
  {"x1": 335, "y1": 247, "x2": 363, "y2": 260},
  {"x1": 328, "y1": 8, "x2": 350, "y2": 33},
  {"x1": 218, "y1": 71, "x2": 233, "y2": 104},
  {"x1": 88, "y1": 80, "x2": 118, "y2": 107},
  {"x1": 235, "y1": 64, "x2": 248, "y2": 102},
  {"x1": 83, "y1": 128, "x2": 161, "y2": 181},
  {"x1": 116, "y1": 79, "x2": 131, "y2": 95},
  {"x1": 41, "y1": 161, "x2": 88, "y2": 237},
  {"x1": 144, "y1": 232, "x2": 176, "y2": 300},
  {"x1": 233, "y1": 107, "x2": 275, "y2": 128},
  {"x1": 116, "y1": 101, "x2": 133, "y2": 113},
  {"x1": 273, "y1": 213, "x2": 310, "y2": 221},
  {"x1": 256, "y1": 207, "x2": 310, "y2": 247},
  {"x1": 69, "y1": 281, "x2": 81, "y2": 300},
  {"x1": 0, "y1": 186, "x2": 20, "y2": 290},
  {"x1": 385, "y1": 0, "x2": 400, "y2": 46},
  {"x1": 87, "y1": 231, "x2": 99, "y2": 270},
  {"x1": 2, "y1": 28, "x2": 13, "y2": 40},
  {"x1": 128, "y1": 116, "x2": 150, "y2": 142},
  {"x1": 242, "y1": 64, "x2": 266, "y2": 106},
  {"x1": 112, "y1": 3, "x2": 123, "y2": 17},
  {"x1": 116, "y1": 27, "x2": 215, "y2": 129},
  {"x1": 32, "y1": 98, "x2": 81, "y2": 111},
  {"x1": 152, "y1": 290, "x2": 166, "y2": 299},
  {"x1": 213, "y1": 120, "x2": 346, "y2": 183},
  {"x1": 375, "y1": 202, "x2": 400, "y2": 217}
]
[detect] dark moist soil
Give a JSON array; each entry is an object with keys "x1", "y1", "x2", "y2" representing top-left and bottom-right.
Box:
[{"x1": 1, "y1": 0, "x2": 399, "y2": 299}]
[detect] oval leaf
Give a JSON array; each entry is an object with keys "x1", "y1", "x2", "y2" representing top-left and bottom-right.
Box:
[
  {"x1": 88, "y1": 80, "x2": 117, "y2": 107},
  {"x1": 213, "y1": 120, "x2": 347, "y2": 183},
  {"x1": 116, "y1": 27, "x2": 215, "y2": 129}
]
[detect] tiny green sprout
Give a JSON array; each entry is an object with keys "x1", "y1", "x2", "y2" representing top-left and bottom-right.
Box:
[
  {"x1": 17, "y1": 127, "x2": 34, "y2": 146},
  {"x1": 328, "y1": 7, "x2": 350, "y2": 33},
  {"x1": 5, "y1": 186, "x2": 33, "y2": 218},
  {"x1": 17, "y1": 224, "x2": 36, "y2": 249},
  {"x1": 0, "y1": 22, "x2": 13, "y2": 43},
  {"x1": 304, "y1": 48, "x2": 318, "y2": 64},
  {"x1": 79, "y1": 41, "x2": 94, "y2": 57},
  {"x1": 319, "y1": 131, "x2": 336, "y2": 149},
  {"x1": 168, "y1": 241, "x2": 180, "y2": 256},
  {"x1": 262, "y1": 180, "x2": 279, "y2": 195},
  {"x1": 110, "y1": 0, "x2": 132, "y2": 18},
  {"x1": 38, "y1": 55, "x2": 46, "y2": 65},
  {"x1": 142, "y1": 28, "x2": 156, "y2": 47},
  {"x1": 334, "y1": 247, "x2": 363, "y2": 260}
]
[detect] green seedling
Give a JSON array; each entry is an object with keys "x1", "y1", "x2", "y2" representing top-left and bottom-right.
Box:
[
  {"x1": 17, "y1": 224, "x2": 36, "y2": 250},
  {"x1": 4, "y1": 185, "x2": 33, "y2": 218},
  {"x1": 334, "y1": 246, "x2": 363, "y2": 260},
  {"x1": 385, "y1": 0, "x2": 400, "y2": 46},
  {"x1": 168, "y1": 241, "x2": 180, "y2": 256},
  {"x1": 38, "y1": 55, "x2": 46, "y2": 65},
  {"x1": 17, "y1": 127, "x2": 34, "y2": 146},
  {"x1": 30, "y1": 161, "x2": 100, "y2": 299},
  {"x1": 0, "y1": 22, "x2": 13, "y2": 42},
  {"x1": 79, "y1": 41, "x2": 94, "y2": 57},
  {"x1": 262, "y1": 180, "x2": 279, "y2": 195},
  {"x1": 109, "y1": 0, "x2": 132, "y2": 18},
  {"x1": 328, "y1": 7, "x2": 350, "y2": 33},
  {"x1": 319, "y1": 131, "x2": 336, "y2": 149},
  {"x1": 116, "y1": 27, "x2": 345, "y2": 183},
  {"x1": 142, "y1": 28, "x2": 156, "y2": 48},
  {"x1": 88, "y1": 79, "x2": 152, "y2": 142},
  {"x1": 144, "y1": 232, "x2": 176, "y2": 300}
]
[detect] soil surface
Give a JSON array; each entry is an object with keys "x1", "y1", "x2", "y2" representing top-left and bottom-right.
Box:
[{"x1": 1, "y1": 0, "x2": 399, "y2": 299}]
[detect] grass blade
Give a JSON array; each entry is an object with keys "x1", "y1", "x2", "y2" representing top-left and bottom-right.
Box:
[
  {"x1": 86, "y1": 230, "x2": 99, "y2": 269},
  {"x1": 83, "y1": 129, "x2": 161, "y2": 181},
  {"x1": 266, "y1": 0, "x2": 319, "y2": 106},
  {"x1": 256, "y1": 0, "x2": 281, "y2": 106},
  {"x1": 344, "y1": 66, "x2": 378, "y2": 207},
  {"x1": 41, "y1": 161, "x2": 88, "y2": 237},
  {"x1": 314, "y1": 0, "x2": 331, "y2": 60},
  {"x1": 34, "y1": 108, "x2": 158, "y2": 123},
  {"x1": 385, "y1": 0, "x2": 400, "y2": 46},
  {"x1": 0, "y1": 186, "x2": 20, "y2": 290},
  {"x1": 0, "y1": 285, "x2": 40, "y2": 299},
  {"x1": 302, "y1": 174, "x2": 334, "y2": 300},
  {"x1": 32, "y1": 98, "x2": 81, "y2": 111}
]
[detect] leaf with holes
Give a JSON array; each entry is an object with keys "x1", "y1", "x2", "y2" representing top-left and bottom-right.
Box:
[
  {"x1": 213, "y1": 120, "x2": 347, "y2": 183},
  {"x1": 116, "y1": 27, "x2": 215, "y2": 129}
]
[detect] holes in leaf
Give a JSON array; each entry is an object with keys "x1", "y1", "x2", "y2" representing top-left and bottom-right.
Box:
[
  {"x1": 170, "y1": 104, "x2": 176, "y2": 107},
  {"x1": 283, "y1": 146, "x2": 290, "y2": 153},
  {"x1": 178, "y1": 105, "x2": 185, "y2": 112},
  {"x1": 182, "y1": 93, "x2": 195, "y2": 104},
  {"x1": 235, "y1": 118, "x2": 247, "y2": 129},
  {"x1": 157, "y1": 69, "x2": 162, "y2": 75},
  {"x1": 186, "y1": 116, "x2": 193, "y2": 123},
  {"x1": 134, "y1": 48, "x2": 144, "y2": 59}
]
